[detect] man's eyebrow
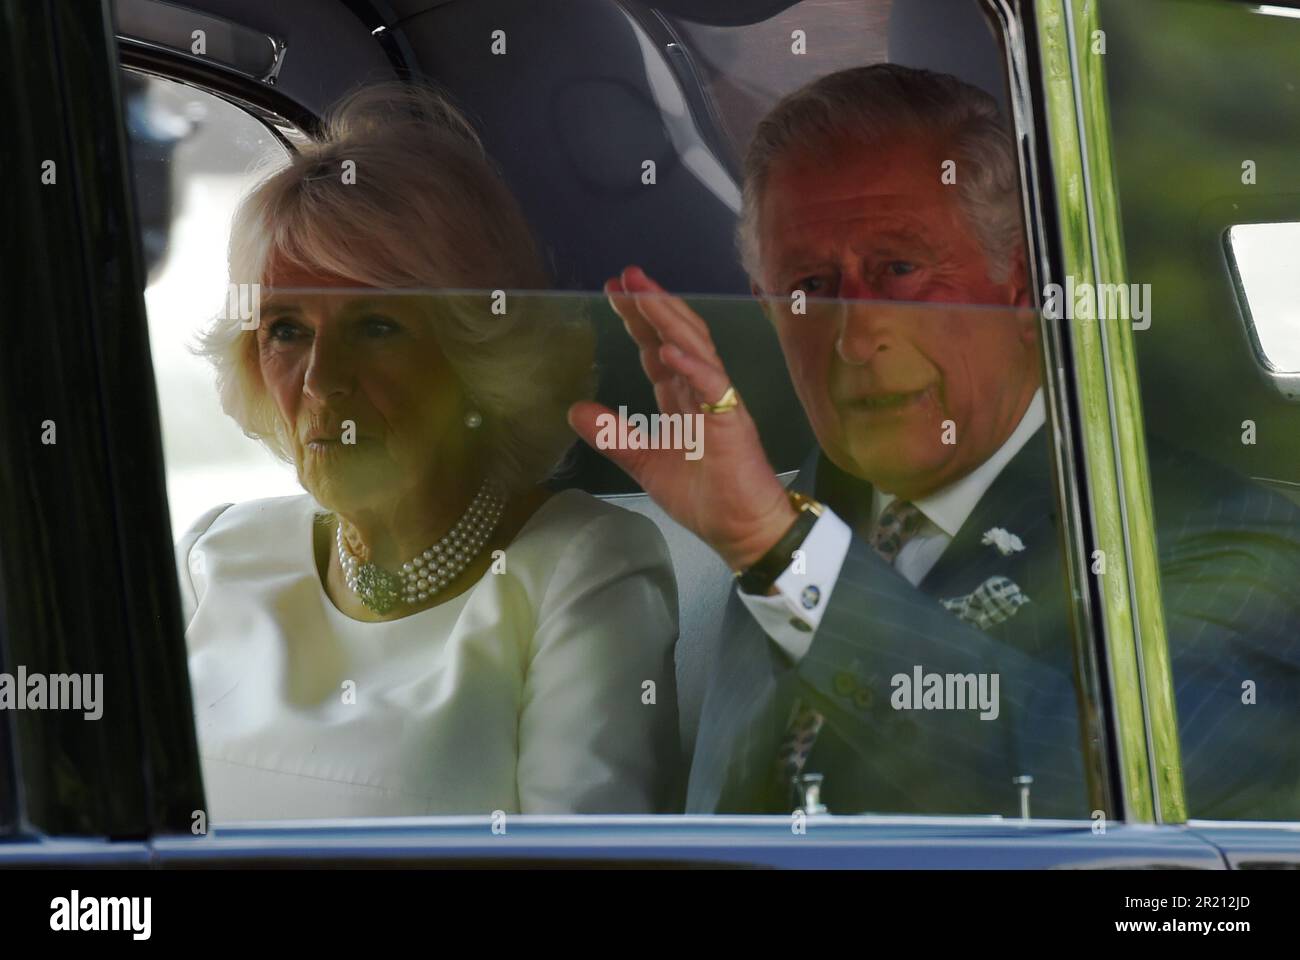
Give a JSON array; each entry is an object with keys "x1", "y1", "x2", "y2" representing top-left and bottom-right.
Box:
[
  {"x1": 770, "y1": 238, "x2": 838, "y2": 270},
  {"x1": 773, "y1": 252, "x2": 830, "y2": 275},
  {"x1": 857, "y1": 229, "x2": 940, "y2": 257},
  {"x1": 772, "y1": 230, "x2": 941, "y2": 274}
]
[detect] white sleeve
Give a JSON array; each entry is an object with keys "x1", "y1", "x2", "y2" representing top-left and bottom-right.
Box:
[
  {"x1": 737, "y1": 507, "x2": 853, "y2": 662},
  {"x1": 516, "y1": 509, "x2": 680, "y2": 814},
  {"x1": 174, "y1": 503, "x2": 233, "y2": 630}
]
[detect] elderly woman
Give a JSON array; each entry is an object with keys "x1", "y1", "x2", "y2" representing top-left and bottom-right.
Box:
[{"x1": 175, "y1": 84, "x2": 680, "y2": 819}]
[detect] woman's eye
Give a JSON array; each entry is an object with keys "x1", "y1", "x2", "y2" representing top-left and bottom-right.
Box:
[
  {"x1": 360, "y1": 315, "x2": 400, "y2": 337},
  {"x1": 265, "y1": 318, "x2": 303, "y2": 342}
]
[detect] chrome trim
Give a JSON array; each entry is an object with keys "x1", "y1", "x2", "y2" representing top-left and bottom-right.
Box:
[
  {"x1": 264, "y1": 35, "x2": 288, "y2": 87},
  {"x1": 132, "y1": 815, "x2": 1229, "y2": 869},
  {"x1": 985, "y1": 0, "x2": 1115, "y2": 820},
  {"x1": 120, "y1": 63, "x2": 309, "y2": 152},
  {"x1": 1252, "y1": 475, "x2": 1300, "y2": 488},
  {"x1": 1222, "y1": 224, "x2": 1300, "y2": 402},
  {"x1": 1059, "y1": 0, "x2": 1161, "y2": 821},
  {"x1": 1187, "y1": 818, "x2": 1300, "y2": 831},
  {"x1": 113, "y1": 0, "x2": 288, "y2": 86},
  {"x1": 617, "y1": 3, "x2": 743, "y2": 213}
]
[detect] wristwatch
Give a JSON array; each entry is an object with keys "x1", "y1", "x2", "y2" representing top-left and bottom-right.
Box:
[{"x1": 735, "y1": 491, "x2": 824, "y2": 595}]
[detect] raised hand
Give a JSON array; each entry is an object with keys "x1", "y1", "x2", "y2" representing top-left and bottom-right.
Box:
[{"x1": 567, "y1": 266, "x2": 795, "y2": 572}]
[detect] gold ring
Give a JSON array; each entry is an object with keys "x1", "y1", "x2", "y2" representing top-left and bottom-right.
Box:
[{"x1": 699, "y1": 385, "x2": 740, "y2": 414}]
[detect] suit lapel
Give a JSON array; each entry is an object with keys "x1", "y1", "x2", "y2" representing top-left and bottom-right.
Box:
[
  {"x1": 690, "y1": 597, "x2": 797, "y2": 812},
  {"x1": 799, "y1": 427, "x2": 1053, "y2": 584},
  {"x1": 789, "y1": 429, "x2": 1059, "y2": 812},
  {"x1": 697, "y1": 429, "x2": 1057, "y2": 812},
  {"x1": 698, "y1": 452, "x2": 863, "y2": 812},
  {"x1": 920, "y1": 426, "x2": 1052, "y2": 593},
  {"x1": 804, "y1": 448, "x2": 873, "y2": 530}
]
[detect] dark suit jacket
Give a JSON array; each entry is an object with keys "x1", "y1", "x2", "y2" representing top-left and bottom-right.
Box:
[{"x1": 685, "y1": 427, "x2": 1300, "y2": 820}]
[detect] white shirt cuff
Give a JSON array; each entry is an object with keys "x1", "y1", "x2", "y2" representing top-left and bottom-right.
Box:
[{"x1": 736, "y1": 507, "x2": 852, "y2": 662}]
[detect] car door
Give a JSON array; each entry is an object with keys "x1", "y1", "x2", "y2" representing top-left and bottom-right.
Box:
[
  {"x1": 1, "y1": 0, "x2": 1278, "y2": 869},
  {"x1": 1084, "y1": 0, "x2": 1300, "y2": 865},
  {"x1": 0, "y1": 0, "x2": 203, "y2": 854}
]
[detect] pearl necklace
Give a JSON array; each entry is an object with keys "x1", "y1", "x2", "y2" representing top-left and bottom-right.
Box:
[{"x1": 336, "y1": 483, "x2": 504, "y2": 614}]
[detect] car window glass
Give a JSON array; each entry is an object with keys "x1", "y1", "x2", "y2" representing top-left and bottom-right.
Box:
[
  {"x1": 1102, "y1": 0, "x2": 1300, "y2": 820},
  {"x1": 126, "y1": 1, "x2": 1104, "y2": 826},
  {"x1": 123, "y1": 69, "x2": 299, "y2": 541}
]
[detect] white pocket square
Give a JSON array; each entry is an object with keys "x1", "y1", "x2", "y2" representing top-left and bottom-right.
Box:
[{"x1": 942, "y1": 575, "x2": 1030, "y2": 630}]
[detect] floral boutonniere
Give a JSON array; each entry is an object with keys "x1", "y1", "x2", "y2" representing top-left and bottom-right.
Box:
[{"x1": 981, "y1": 527, "x2": 1025, "y2": 556}]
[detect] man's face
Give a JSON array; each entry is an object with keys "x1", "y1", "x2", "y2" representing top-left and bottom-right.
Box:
[{"x1": 756, "y1": 136, "x2": 1040, "y2": 499}]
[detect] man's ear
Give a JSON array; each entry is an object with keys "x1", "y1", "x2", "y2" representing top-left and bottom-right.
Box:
[
  {"x1": 1008, "y1": 241, "x2": 1032, "y2": 308},
  {"x1": 751, "y1": 279, "x2": 775, "y2": 323},
  {"x1": 1007, "y1": 243, "x2": 1039, "y2": 348}
]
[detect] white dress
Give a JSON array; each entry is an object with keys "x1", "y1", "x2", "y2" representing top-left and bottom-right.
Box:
[{"x1": 175, "y1": 488, "x2": 681, "y2": 820}]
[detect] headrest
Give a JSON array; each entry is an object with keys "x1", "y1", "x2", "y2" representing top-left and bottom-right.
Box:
[{"x1": 888, "y1": 0, "x2": 1010, "y2": 118}]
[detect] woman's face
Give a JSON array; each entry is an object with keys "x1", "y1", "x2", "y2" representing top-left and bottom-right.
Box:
[{"x1": 256, "y1": 260, "x2": 471, "y2": 514}]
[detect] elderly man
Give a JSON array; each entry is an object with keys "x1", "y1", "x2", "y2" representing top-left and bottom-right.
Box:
[{"x1": 570, "y1": 64, "x2": 1300, "y2": 818}]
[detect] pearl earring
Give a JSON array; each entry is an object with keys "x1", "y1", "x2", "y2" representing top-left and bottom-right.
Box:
[{"x1": 464, "y1": 410, "x2": 483, "y2": 429}]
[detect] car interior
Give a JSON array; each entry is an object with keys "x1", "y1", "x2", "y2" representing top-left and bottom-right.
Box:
[
  {"x1": 113, "y1": 0, "x2": 1298, "y2": 766},
  {"x1": 5, "y1": 0, "x2": 1300, "y2": 875},
  {"x1": 116, "y1": 0, "x2": 1032, "y2": 758}
]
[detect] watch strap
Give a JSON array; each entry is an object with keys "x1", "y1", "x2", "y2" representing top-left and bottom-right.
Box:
[{"x1": 736, "y1": 493, "x2": 823, "y2": 595}]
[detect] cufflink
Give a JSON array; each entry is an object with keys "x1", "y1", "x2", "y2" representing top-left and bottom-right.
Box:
[{"x1": 800, "y1": 584, "x2": 821, "y2": 609}]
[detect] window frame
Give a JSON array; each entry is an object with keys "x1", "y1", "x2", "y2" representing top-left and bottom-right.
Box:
[
  {"x1": 116, "y1": 0, "x2": 1120, "y2": 838},
  {"x1": 1029, "y1": 0, "x2": 1184, "y2": 824},
  {"x1": 1077, "y1": 0, "x2": 1300, "y2": 853},
  {"x1": 0, "y1": 0, "x2": 205, "y2": 839},
  {"x1": 1222, "y1": 219, "x2": 1300, "y2": 401},
  {"x1": 118, "y1": 46, "x2": 315, "y2": 150}
]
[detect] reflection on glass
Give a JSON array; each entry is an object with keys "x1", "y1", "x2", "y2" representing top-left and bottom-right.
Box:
[
  {"x1": 177, "y1": 290, "x2": 1094, "y2": 821},
  {"x1": 123, "y1": 68, "x2": 299, "y2": 539},
  {"x1": 173, "y1": 58, "x2": 1105, "y2": 824},
  {"x1": 181, "y1": 289, "x2": 683, "y2": 819},
  {"x1": 176, "y1": 76, "x2": 685, "y2": 820},
  {"x1": 1226, "y1": 222, "x2": 1300, "y2": 374},
  {"x1": 1103, "y1": 0, "x2": 1300, "y2": 819}
]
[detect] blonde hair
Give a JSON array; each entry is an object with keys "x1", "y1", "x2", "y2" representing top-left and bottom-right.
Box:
[
  {"x1": 738, "y1": 64, "x2": 1023, "y2": 285},
  {"x1": 198, "y1": 83, "x2": 595, "y2": 493}
]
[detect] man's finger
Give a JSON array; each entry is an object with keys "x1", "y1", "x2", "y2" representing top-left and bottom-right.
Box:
[
  {"x1": 653, "y1": 374, "x2": 695, "y2": 417},
  {"x1": 659, "y1": 343, "x2": 733, "y2": 411},
  {"x1": 638, "y1": 344, "x2": 676, "y2": 385},
  {"x1": 567, "y1": 400, "x2": 653, "y2": 483},
  {"x1": 605, "y1": 277, "x2": 658, "y2": 350},
  {"x1": 605, "y1": 278, "x2": 676, "y2": 382},
  {"x1": 624, "y1": 266, "x2": 712, "y2": 335},
  {"x1": 621, "y1": 267, "x2": 720, "y2": 363}
]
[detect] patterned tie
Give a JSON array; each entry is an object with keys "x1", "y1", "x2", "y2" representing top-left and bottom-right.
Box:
[
  {"x1": 773, "y1": 499, "x2": 926, "y2": 804},
  {"x1": 867, "y1": 499, "x2": 925, "y2": 565}
]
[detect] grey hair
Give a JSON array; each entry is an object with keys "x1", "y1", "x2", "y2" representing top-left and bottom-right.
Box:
[
  {"x1": 196, "y1": 82, "x2": 595, "y2": 494},
  {"x1": 737, "y1": 64, "x2": 1024, "y2": 286}
]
